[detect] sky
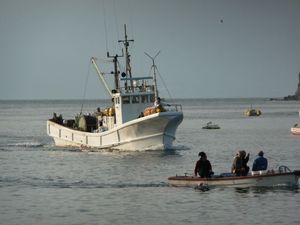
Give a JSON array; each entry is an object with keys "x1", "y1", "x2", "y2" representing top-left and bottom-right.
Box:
[{"x1": 0, "y1": 0, "x2": 300, "y2": 100}]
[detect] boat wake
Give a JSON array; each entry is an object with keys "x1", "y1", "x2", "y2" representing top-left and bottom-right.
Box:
[
  {"x1": 8, "y1": 142, "x2": 45, "y2": 148},
  {"x1": 0, "y1": 142, "x2": 46, "y2": 150},
  {"x1": 74, "y1": 143, "x2": 189, "y2": 153},
  {"x1": 0, "y1": 177, "x2": 169, "y2": 189},
  {"x1": 48, "y1": 181, "x2": 169, "y2": 189}
]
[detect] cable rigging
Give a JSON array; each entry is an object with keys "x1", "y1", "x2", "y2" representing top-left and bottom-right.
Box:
[
  {"x1": 80, "y1": 61, "x2": 92, "y2": 114},
  {"x1": 145, "y1": 52, "x2": 174, "y2": 102},
  {"x1": 102, "y1": 0, "x2": 109, "y2": 53}
]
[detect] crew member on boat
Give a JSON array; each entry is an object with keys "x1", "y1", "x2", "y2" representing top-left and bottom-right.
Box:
[
  {"x1": 194, "y1": 152, "x2": 213, "y2": 178},
  {"x1": 51, "y1": 112, "x2": 63, "y2": 124},
  {"x1": 231, "y1": 150, "x2": 250, "y2": 176},
  {"x1": 154, "y1": 97, "x2": 168, "y2": 112},
  {"x1": 154, "y1": 97, "x2": 161, "y2": 107},
  {"x1": 252, "y1": 151, "x2": 268, "y2": 171}
]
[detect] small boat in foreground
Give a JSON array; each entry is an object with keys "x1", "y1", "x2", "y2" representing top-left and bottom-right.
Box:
[
  {"x1": 291, "y1": 124, "x2": 300, "y2": 135},
  {"x1": 168, "y1": 166, "x2": 300, "y2": 188},
  {"x1": 202, "y1": 121, "x2": 220, "y2": 129}
]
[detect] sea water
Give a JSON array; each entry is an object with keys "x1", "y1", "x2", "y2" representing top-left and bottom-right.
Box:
[{"x1": 0, "y1": 99, "x2": 299, "y2": 225}]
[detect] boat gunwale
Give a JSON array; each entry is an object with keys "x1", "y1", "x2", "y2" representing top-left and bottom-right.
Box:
[
  {"x1": 47, "y1": 110, "x2": 183, "y2": 137},
  {"x1": 168, "y1": 171, "x2": 299, "y2": 182}
]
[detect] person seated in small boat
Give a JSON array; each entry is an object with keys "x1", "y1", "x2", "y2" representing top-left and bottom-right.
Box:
[
  {"x1": 252, "y1": 150, "x2": 268, "y2": 171},
  {"x1": 194, "y1": 152, "x2": 214, "y2": 178},
  {"x1": 231, "y1": 150, "x2": 250, "y2": 176}
]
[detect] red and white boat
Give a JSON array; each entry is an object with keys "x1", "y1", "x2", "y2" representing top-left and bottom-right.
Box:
[
  {"x1": 291, "y1": 125, "x2": 300, "y2": 135},
  {"x1": 168, "y1": 166, "x2": 300, "y2": 188}
]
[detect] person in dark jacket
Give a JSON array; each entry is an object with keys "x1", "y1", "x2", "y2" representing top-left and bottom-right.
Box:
[
  {"x1": 194, "y1": 152, "x2": 213, "y2": 178},
  {"x1": 252, "y1": 151, "x2": 268, "y2": 171},
  {"x1": 231, "y1": 150, "x2": 250, "y2": 176}
]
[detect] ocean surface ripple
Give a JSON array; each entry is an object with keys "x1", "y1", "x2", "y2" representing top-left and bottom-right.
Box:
[{"x1": 0, "y1": 99, "x2": 299, "y2": 225}]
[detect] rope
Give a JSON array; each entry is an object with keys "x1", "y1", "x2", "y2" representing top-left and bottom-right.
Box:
[
  {"x1": 117, "y1": 60, "x2": 125, "y2": 74},
  {"x1": 113, "y1": 0, "x2": 120, "y2": 40},
  {"x1": 127, "y1": 0, "x2": 135, "y2": 40},
  {"x1": 156, "y1": 66, "x2": 174, "y2": 102},
  {"x1": 145, "y1": 61, "x2": 173, "y2": 102},
  {"x1": 80, "y1": 61, "x2": 91, "y2": 114},
  {"x1": 102, "y1": 0, "x2": 109, "y2": 53}
]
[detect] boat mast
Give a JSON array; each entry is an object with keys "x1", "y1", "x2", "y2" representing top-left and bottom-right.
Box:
[
  {"x1": 118, "y1": 24, "x2": 134, "y2": 92},
  {"x1": 107, "y1": 51, "x2": 123, "y2": 92},
  {"x1": 145, "y1": 51, "x2": 160, "y2": 101}
]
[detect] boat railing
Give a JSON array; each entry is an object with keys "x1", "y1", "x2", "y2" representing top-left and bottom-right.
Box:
[
  {"x1": 278, "y1": 165, "x2": 292, "y2": 173},
  {"x1": 119, "y1": 85, "x2": 154, "y2": 93},
  {"x1": 119, "y1": 77, "x2": 155, "y2": 93},
  {"x1": 164, "y1": 103, "x2": 182, "y2": 112}
]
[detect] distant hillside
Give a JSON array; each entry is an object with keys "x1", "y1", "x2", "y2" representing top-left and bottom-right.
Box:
[{"x1": 284, "y1": 73, "x2": 300, "y2": 100}]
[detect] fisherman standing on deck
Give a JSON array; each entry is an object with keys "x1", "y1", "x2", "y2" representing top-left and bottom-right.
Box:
[
  {"x1": 154, "y1": 97, "x2": 161, "y2": 107},
  {"x1": 252, "y1": 151, "x2": 268, "y2": 171},
  {"x1": 153, "y1": 97, "x2": 167, "y2": 112},
  {"x1": 194, "y1": 152, "x2": 213, "y2": 178}
]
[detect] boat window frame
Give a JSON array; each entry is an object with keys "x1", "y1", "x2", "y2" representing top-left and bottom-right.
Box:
[
  {"x1": 141, "y1": 95, "x2": 148, "y2": 103},
  {"x1": 132, "y1": 95, "x2": 140, "y2": 104},
  {"x1": 122, "y1": 96, "x2": 130, "y2": 104},
  {"x1": 114, "y1": 97, "x2": 120, "y2": 105},
  {"x1": 150, "y1": 94, "x2": 155, "y2": 103}
]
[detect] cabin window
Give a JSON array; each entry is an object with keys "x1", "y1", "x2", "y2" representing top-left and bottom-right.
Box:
[
  {"x1": 141, "y1": 95, "x2": 148, "y2": 103},
  {"x1": 122, "y1": 96, "x2": 130, "y2": 104},
  {"x1": 150, "y1": 94, "x2": 155, "y2": 103},
  {"x1": 114, "y1": 97, "x2": 119, "y2": 104},
  {"x1": 132, "y1": 95, "x2": 140, "y2": 104}
]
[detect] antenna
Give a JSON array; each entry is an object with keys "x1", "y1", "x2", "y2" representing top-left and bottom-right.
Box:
[
  {"x1": 144, "y1": 51, "x2": 161, "y2": 101},
  {"x1": 107, "y1": 49, "x2": 124, "y2": 92},
  {"x1": 118, "y1": 24, "x2": 134, "y2": 91}
]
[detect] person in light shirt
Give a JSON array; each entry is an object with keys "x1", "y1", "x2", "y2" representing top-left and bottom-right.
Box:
[{"x1": 232, "y1": 150, "x2": 250, "y2": 176}]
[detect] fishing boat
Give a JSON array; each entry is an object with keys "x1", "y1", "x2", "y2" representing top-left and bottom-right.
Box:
[
  {"x1": 168, "y1": 166, "x2": 300, "y2": 188},
  {"x1": 291, "y1": 124, "x2": 300, "y2": 135},
  {"x1": 47, "y1": 25, "x2": 183, "y2": 151},
  {"x1": 244, "y1": 107, "x2": 261, "y2": 117},
  {"x1": 202, "y1": 121, "x2": 220, "y2": 129}
]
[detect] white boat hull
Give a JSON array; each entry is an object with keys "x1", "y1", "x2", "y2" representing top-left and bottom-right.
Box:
[
  {"x1": 47, "y1": 111, "x2": 183, "y2": 151},
  {"x1": 168, "y1": 171, "x2": 300, "y2": 188},
  {"x1": 291, "y1": 127, "x2": 300, "y2": 135}
]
